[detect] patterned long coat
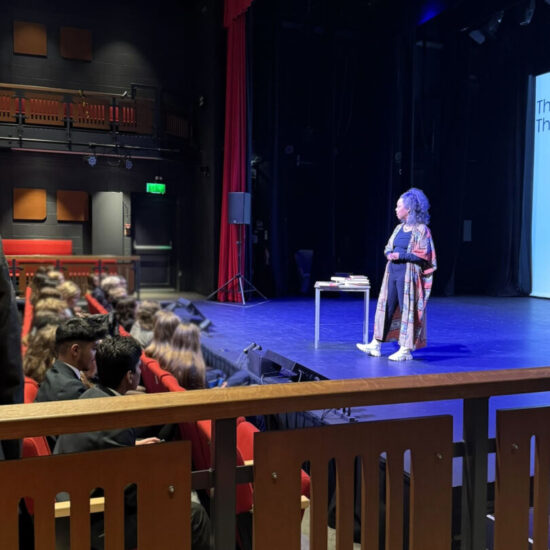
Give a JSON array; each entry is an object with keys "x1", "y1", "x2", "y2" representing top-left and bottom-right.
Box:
[{"x1": 373, "y1": 223, "x2": 436, "y2": 350}]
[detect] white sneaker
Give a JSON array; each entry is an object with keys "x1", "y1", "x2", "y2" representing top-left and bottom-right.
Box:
[
  {"x1": 356, "y1": 340, "x2": 381, "y2": 357},
  {"x1": 388, "y1": 347, "x2": 412, "y2": 361}
]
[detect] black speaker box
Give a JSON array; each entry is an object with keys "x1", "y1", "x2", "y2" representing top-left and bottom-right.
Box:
[
  {"x1": 248, "y1": 349, "x2": 296, "y2": 380},
  {"x1": 228, "y1": 192, "x2": 251, "y2": 225},
  {"x1": 164, "y1": 298, "x2": 212, "y2": 330}
]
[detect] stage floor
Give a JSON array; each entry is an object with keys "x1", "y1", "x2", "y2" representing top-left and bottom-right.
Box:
[
  {"x1": 198, "y1": 295, "x2": 550, "y2": 378},
  {"x1": 197, "y1": 295, "x2": 550, "y2": 451}
]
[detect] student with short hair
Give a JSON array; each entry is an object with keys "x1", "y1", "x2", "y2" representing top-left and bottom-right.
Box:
[
  {"x1": 35, "y1": 317, "x2": 106, "y2": 402},
  {"x1": 54, "y1": 336, "x2": 211, "y2": 550}
]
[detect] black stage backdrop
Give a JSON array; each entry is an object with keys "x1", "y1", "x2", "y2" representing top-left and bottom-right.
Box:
[{"x1": 247, "y1": 0, "x2": 550, "y2": 298}]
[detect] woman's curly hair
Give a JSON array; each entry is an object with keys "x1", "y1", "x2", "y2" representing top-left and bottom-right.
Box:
[{"x1": 401, "y1": 188, "x2": 430, "y2": 225}]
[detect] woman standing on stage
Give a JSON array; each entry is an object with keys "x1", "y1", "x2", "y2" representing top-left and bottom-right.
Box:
[{"x1": 357, "y1": 188, "x2": 436, "y2": 361}]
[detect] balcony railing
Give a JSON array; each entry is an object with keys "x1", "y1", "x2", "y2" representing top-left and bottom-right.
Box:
[{"x1": 0, "y1": 82, "x2": 189, "y2": 139}]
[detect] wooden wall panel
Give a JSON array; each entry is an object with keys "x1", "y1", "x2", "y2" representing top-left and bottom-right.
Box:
[
  {"x1": 13, "y1": 21, "x2": 47, "y2": 56},
  {"x1": 57, "y1": 190, "x2": 89, "y2": 222},
  {"x1": 60, "y1": 27, "x2": 92, "y2": 61},
  {"x1": 13, "y1": 188, "x2": 47, "y2": 221}
]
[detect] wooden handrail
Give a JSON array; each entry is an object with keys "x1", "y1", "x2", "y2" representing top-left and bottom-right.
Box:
[
  {"x1": 0, "y1": 82, "x2": 127, "y2": 99},
  {"x1": 6, "y1": 255, "x2": 139, "y2": 261},
  {"x1": 2, "y1": 367, "x2": 550, "y2": 440}
]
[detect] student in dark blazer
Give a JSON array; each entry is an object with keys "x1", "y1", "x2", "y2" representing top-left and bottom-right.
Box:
[
  {"x1": 54, "y1": 336, "x2": 211, "y2": 550},
  {"x1": 36, "y1": 317, "x2": 106, "y2": 403},
  {"x1": 0, "y1": 237, "x2": 24, "y2": 459},
  {"x1": 0, "y1": 239, "x2": 34, "y2": 550}
]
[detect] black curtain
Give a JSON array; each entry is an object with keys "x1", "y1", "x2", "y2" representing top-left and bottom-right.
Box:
[
  {"x1": 249, "y1": 0, "x2": 548, "y2": 297},
  {"x1": 416, "y1": 5, "x2": 545, "y2": 296},
  {"x1": 250, "y1": 0, "x2": 418, "y2": 297}
]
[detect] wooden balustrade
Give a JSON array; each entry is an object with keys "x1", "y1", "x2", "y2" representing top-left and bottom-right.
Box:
[
  {"x1": 254, "y1": 416, "x2": 453, "y2": 550},
  {"x1": 0, "y1": 442, "x2": 190, "y2": 550},
  {"x1": 2, "y1": 368, "x2": 550, "y2": 549},
  {"x1": 23, "y1": 94, "x2": 66, "y2": 126},
  {"x1": 0, "y1": 83, "x2": 186, "y2": 139},
  {"x1": 494, "y1": 405, "x2": 550, "y2": 550},
  {"x1": 0, "y1": 91, "x2": 17, "y2": 122},
  {"x1": 7, "y1": 255, "x2": 140, "y2": 296},
  {"x1": 71, "y1": 98, "x2": 111, "y2": 130}
]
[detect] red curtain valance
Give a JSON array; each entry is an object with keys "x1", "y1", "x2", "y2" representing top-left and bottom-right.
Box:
[{"x1": 224, "y1": 0, "x2": 254, "y2": 27}]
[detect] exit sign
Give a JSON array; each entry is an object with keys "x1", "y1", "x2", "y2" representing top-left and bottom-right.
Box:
[{"x1": 146, "y1": 182, "x2": 166, "y2": 194}]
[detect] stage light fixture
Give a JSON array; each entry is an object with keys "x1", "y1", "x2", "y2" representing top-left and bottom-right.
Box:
[
  {"x1": 519, "y1": 0, "x2": 535, "y2": 25},
  {"x1": 87, "y1": 154, "x2": 97, "y2": 167},
  {"x1": 486, "y1": 10, "x2": 504, "y2": 38},
  {"x1": 468, "y1": 29, "x2": 485, "y2": 44},
  {"x1": 125, "y1": 157, "x2": 133, "y2": 170}
]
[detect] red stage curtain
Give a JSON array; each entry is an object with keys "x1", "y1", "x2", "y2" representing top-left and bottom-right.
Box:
[
  {"x1": 217, "y1": 0, "x2": 254, "y2": 301},
  {"x1": 224, "y1": 0, "x2": 254, "y2": 27}
]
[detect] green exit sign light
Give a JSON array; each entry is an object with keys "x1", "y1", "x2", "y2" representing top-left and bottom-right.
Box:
[{"x1": 146, "y1": 182, "x2": 166, "y2": 194}]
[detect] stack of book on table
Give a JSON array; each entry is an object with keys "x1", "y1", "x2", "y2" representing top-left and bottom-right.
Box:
[{"x1": 315, "y1": 275, "x2": 370, "y2": 289}]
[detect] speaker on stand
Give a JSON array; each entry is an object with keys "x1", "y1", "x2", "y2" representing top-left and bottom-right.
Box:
[{"x1": 207, "y1": 192, "x2": 267, "y2": 305}]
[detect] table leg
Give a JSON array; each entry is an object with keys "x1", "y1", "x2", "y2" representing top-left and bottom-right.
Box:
[
  {"x1": 314, "y1": 288, "x2": 320, "y2": 348},
  {"x1": 363, "y1": 289, "x2": 369, "y2": 344}
]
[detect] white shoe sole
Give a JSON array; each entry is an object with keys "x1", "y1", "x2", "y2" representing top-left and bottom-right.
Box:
[
  {"x1": 356, "y1": 343, "x2": 381, "y2": 357},
  {"x1": 388, "y1": 351, "x2": 412, "y2": 361}
]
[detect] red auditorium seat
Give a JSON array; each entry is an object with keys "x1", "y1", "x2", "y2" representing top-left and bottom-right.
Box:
[
  {"x1": 84, "y1": 293, "x2": 108, "y2": 315},
  {"x1": 24, "y1": 377, "x2": 39, "y2": 404},
  {"x1": 22, "y1": 435, "x2": 52, "y2": 515},
  {"x1": 21, "y1": 286, "x2": 33, "y2": 356},
  {"x1": 140, "y1": 355, "x2": 169, "y2": 394},
  {"x1": 22, "y1": 435, "x2": 51, "y2": 459},
  {"x1": 159, "y1": 371, "x2": 183, "y2": 393}
]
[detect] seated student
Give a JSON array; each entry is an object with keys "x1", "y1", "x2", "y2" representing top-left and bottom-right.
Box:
[
  {"x1": 162, "y1": 348, "x2": 207, "y2": 391},
  {"x1": 114, "y1": 296, "x2": 137, "y2": 333},
  {"x1": 169, "y1": 323, "x2": 250, "y2": 389},
  {"x1": 57, "y1": 280, "x2": 82, "y2": 318},
  {"x1": 87, "y1": 273, "x2": 108, "y2": 307},
  {"x1": 144, "y1": 310, "x2": 181, "y2": 362},
  {"x1": 46, "y1": 269, "x2": 65, "y2": 285},
  {"x1": 23, "y1": 324, "x2": 57, "y2": 384},
  {"x1": 54, "y1": 336, "x2": 211, "y2": 550},
  {"x1": 33, "y1": 297, "x2": 68, "y2": 319},
  {"x1": 100, "y1": 275, "x2": 124, "y2": 310},
  {"x1": 35, "y1": 317, "x2": 106, "y2": 403},
  {"x1": 130, "y1": 300, "x2": 160, "y2": 347},
  {"x1": 106, "y1": 285, "x2": 127, "y2": 310},
  {"x1": 35, "y1": 285, "x2": 63, "y2": 302}
]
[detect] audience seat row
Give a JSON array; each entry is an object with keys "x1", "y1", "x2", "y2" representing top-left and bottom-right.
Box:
[{"x1": 23, "y1": 291, "x2": 310, "y2": 548}]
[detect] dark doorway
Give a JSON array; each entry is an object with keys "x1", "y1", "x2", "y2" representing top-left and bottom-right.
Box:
[{"x1": 132, "y1": 193, "x2": 175, "y2": 287}]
